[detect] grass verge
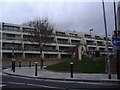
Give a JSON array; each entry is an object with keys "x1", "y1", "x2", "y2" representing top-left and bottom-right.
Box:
[{"x1": 45, "y1": 58, "x2": 106, "y2": 73}]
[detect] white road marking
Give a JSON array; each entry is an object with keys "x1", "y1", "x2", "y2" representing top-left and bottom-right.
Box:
[
  {"x1": 0, "y1": 84, "x2": 6, "y2": 87},
  {"x1": 40, "y1": 79, "x2": 103, "y2": 85},
  {"x1": 4, "y1": 81, "x2": 25, "y2": 85},
  {"x1": 2, "y1": 81, "x2": 65, "y2": 89},
  {"x1": 27, "y1": 83, "x2": 65, "y2": 89}
]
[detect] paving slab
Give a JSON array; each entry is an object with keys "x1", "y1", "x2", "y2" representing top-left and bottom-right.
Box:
[{"x1": 3, "y1": 67, "x2": 120, "y2": 84}]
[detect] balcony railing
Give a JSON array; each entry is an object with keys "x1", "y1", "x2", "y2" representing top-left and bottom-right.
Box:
[
  {"x1": 2, "y1": 47, "x2": 22, "y2": 50},
  {"x1": 24, "y1": 48, "x2": 39, "y2": 51},
  {"x1": 2, "y1": 37, "x2": 22, "y2": 41},
  {"x1": 23, "y1": 38, "x2": 31, "y2": 41},
  {"x1": 99, "y1": 50, "x2": 113, "y2": 53},
  {"x1": 2, "y1": 27, "x2": 21, "y2": 32},
  {"x1": 71, "y1": 42, "x2": 82, "y2": 45},
  {"x1": 43, "y1": 48, "x2": 58, "y2": 52},
  {"x1": 70, "y1": 36, "x2": 81, "y2": 39},
  {"x1": 56, "y1": 34, "x2": 68, "y2": 37},
  {"x1": 24, "y1": 48, "x2": 58, "y2": 52},
  {"x1": 99, "y1": 50, "x2": 106, "y2": 52},
  {"x1": 95, "y1": 38, "x2": 103, "y2": 40},
  {"x1": 108, "y1": 45, "x2": 113, "y2": 47},
  {"x1": 104, "y1": 37, "x2": 111, "y2": 41},
  {"x1": 57, "y1": 41, "x2": 69, "y2": 44},
  {"x1": 97, "y1": 44, "x2": 105, "y2": 46},
  {"x1": 59, "y1": 49, "x2": 68, "y2": 52},
  {"x1": 87, "y1": 43, "x2": 96, "y2": 45},
  {"x1": 85, "y1": 37, "x2": 95, "y2": 39}
]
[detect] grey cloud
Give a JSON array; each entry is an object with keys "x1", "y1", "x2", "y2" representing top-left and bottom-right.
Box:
[{"x1": 1, "y1": 1, "x2": 116, "y2": 36}]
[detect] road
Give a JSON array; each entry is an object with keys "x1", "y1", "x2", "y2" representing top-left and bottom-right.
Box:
[{"x1": 1, "y1": 73, "x2": 120, "y2": 90}]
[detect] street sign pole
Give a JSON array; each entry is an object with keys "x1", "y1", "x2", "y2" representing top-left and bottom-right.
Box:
[
  {"x1": 112, "y1": 38, "x2": 120, "y2": 79},
  {"x1": 113, "y1": 0, "x2": 120, "y2": 79},
  {"x1": 102, "y1": 0, "x2": 111, "y2": 79}
]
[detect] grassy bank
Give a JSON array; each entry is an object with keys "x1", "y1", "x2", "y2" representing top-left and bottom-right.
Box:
[{"x1": 45, "y1": 58, "x2": 106, "y2": 73}]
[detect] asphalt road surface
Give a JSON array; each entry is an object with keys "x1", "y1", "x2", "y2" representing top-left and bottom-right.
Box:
[{"x1": 1, "y1": 72, "x2": 120, "y2": 90}]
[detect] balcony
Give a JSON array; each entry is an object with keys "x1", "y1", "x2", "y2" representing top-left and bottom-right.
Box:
[
  {"x1": 23, "y1": 29, "x2": 31, "y2": 33},
  {"x1": 43, "y1": 48, "x2": 58, "y2": 52},
  {"x1": 95, "y1": 38, "x2": 103, "y2": 40},
  {"x1": 104, "y1": 37, "x2": 111, "y2": 41},
  {"x1": 108, "y1": 45, "x2": 113, "y2": 47},
  {"x1": 2, "y1": 47, "x2": 22, "y2": 50},
  {"x1": 59, "y1": 49, "x2": 68, "y2": 52},
  {"x1": 85, "y1": 37, "x2": 95, "y2": 41},
  {"x1": 99, "y1": 50, "x2": 106, "y2": 52},
  {"x1": 2, "y1": 37, "x2": 22, "y2": 41},
  {"x1": 2, "y1": 27, "x2": 21, "y2": 32},
  {"x1": 57, "y1": 41, "x2": 69, "y2": 44},
  {"x1": 56, "y1": 34, "x2": 68, "y2": 37},
  {"x1": 24, "y1": 48, "x2": 39, "y2": 51},
  {"x1": 85, "y1": 34, "x2": 94, "y2": 39},
  {"x1": 95, "y1": 36, "x2": 103, "y2": 40},
  {"x1": 69, "y1": 35, "x2": 81, "y2": 39},
  {"x1": 87, "y1": 43, "x2": 96, "y2": 45},
  {"x1": 56, "y1": 31, "x2": 68, "y2": 37},
  {"x1": 88, "y1": 47, "x2": 96, "y2": 51},
  {"x1": 71, "y1": 42, "x2": 83, "y2": 45},
  {"x1": 97, "y1": 44, "x2": 105, "y2": 46},
  {"x1": 108, "y1": 50, "x2": 113, "y2": 53},
  {"x1": 23, "y1": 38, "x2": 31, "y2": 42}
]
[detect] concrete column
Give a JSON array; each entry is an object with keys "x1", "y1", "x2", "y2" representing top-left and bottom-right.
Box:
[
  {"x1": 20, "y1": 26, "x2": 25, "y2": 59},
  {"x1": 56, "y1": 44, "x2": 59, "y2": 50},
  {"x1": 23, "y1": 52, "x2": 25, "y2": 59},
  {"x1": 58, "y1": 53, "x2": 61, "y2": 59},
  {"x1": 77, "y1": 46, "x2": 82, "y2": 60},
  {"x1": 56, "y1": 41, "x2": 61, "y2": 59},
  {"x1": 42, "y1": 53, "x2": 44, "y2": 59},
  {"x1": 68, "y1": 36, "x2": 71, "y2": 45},
  {"x1": 67, "y1": 32, "x2": 71, "y2": 44}
]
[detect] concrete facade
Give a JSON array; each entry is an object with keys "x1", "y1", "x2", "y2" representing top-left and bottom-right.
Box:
[{"x1": 0, "y1": 22, "x2": 114, "y2": 61}]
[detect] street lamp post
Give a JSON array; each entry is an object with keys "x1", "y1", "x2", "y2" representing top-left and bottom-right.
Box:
[
  {"x1": 90, "y1": 29, "x2": 93, "y2": 37},
  {"x1": 113, "y1": 0, "x2": 120, "y2": 79},
  {"x1": 102, "y1": 0, "x2": 111, "y2": 79},
  {"x1": 89, "y1": 29, "x2": 93, "y2": 58},
  {"x1": 12, "y1": 40, "x2": 15, "y2": 72}
]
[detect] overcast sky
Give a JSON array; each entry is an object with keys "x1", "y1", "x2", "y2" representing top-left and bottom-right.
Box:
[{"x1": 1, "y1": 0, "x2": 119, "y2": 36}]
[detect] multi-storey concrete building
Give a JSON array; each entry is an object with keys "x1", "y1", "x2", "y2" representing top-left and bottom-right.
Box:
[{"x1": 0, "y1": 22, "x2": 114, "y2": 61}]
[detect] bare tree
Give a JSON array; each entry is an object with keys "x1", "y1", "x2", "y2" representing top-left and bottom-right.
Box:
[{"x1": 23, "y1": 17, "x2": 55, "y2": 69}]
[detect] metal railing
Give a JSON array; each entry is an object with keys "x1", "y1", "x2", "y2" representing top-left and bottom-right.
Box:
[
  {"x1": 2, "y1": 47, "x2": 22, "y2": 50},
  {"x1": 3, "y1": 27, "x2": 21, "y2": 32}
]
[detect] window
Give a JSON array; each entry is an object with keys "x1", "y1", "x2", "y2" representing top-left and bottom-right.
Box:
[
  {"x1": 7, "y1": 54, "x2": 12, "y2": 58},
  {"x1": 6, "y1": 34, "x2": 15, "y2": 37}
]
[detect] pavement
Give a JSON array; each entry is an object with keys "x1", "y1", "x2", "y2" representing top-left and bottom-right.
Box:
[{"x1": 3, "y1": 66, "x2": 120, "y2": 84}]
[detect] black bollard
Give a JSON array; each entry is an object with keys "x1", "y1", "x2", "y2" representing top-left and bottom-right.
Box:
[
  {"x1": 35, "y1": 62, "x2": 38, "y2": 76},
  {"x1": 12, "y1": 61, "x2": 14, "y2": 71},
  {"x1": 40, "y1": 59, "x2": 43, "y2": 69},
  {"x1": 13, "y1": 61, "x2": 15, "y2": 72},
  {"x1": 19, "y1": 60, "x2": 21, "y2": 68},
  {"x1": 70, "y1": 62, "x2": 73, "y2": 78}
]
